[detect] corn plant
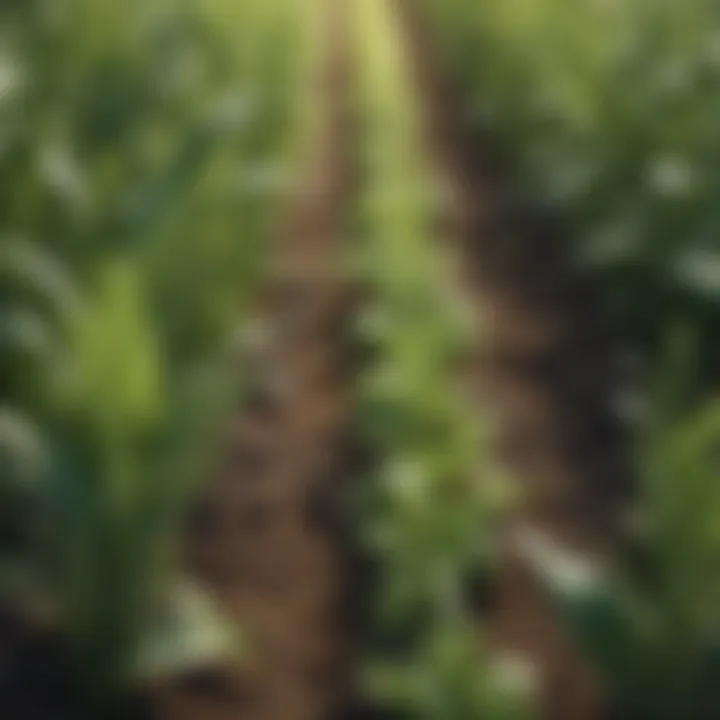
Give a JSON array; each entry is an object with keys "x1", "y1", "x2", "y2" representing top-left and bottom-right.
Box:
[{"x1": 0, "y1": 0, "x2": 312, "y2": 713}]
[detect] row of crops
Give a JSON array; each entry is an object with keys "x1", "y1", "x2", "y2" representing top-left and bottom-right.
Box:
[
  {"x1": 353, "y1": 0, "x2": 532, "y2": 715},
  {"x1": 410, "y1": 0, "x2": 720, "y2": 717},
  {"x1": 0, "y1": 0, "x2": 318, "y2": 714}
]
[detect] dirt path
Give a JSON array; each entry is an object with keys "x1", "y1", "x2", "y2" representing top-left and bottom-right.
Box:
[
  {"x1": 388, "y1": 1, "x2": 631, "y2": 717},
  {"x1": 158, "y1": 1, "x2": 360, "y2": 718}
]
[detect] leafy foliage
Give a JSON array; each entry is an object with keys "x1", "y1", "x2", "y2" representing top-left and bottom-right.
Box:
[
  {"x1": 526, "y1": 395, "x2": 720, "y2": 718},
  {"x1": 0, "y1": 0, "x2": 311, "y2": 711},
  {"x1": 417, "y1": 0, "x2": 720, "y2": 399}
]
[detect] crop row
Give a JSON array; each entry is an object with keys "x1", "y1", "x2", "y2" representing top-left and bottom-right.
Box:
[{"x1": 352, "y1": 0, "x2": 534, "y2": 716}]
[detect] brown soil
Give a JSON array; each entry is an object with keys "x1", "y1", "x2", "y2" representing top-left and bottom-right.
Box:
[
  {"x1": 388, "y1": 1, "x2": 632, "y2": 717},
  {"x1": 156, "y1": 1, "x2": 361, "y2": 719}
]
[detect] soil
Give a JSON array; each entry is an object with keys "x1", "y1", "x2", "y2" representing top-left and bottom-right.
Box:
[{"x1": 155, "y1": 0, "x2": 362, "y2": 718}]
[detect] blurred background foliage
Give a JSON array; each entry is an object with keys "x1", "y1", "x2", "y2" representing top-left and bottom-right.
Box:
[
  {"x1": 420, "y1": 0, "x2": 720, "y2": 403},
  {"x1": 1, "y1": 0, "x2": 720, "y2": 718}
]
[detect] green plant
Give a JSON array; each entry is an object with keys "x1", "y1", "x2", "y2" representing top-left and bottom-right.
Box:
[
  {"x1": 416, "y1": 0, "x2": 720, "y2": 400},
  {"x1": 523, "y1": 339, "x2": 720, "y2": 717},
  {"x1": 0, "y1": 0, "x2": 314, "y2": 712},
  {"x1": 352, "y1": 1, "x2": 533, "y2": 716}
]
